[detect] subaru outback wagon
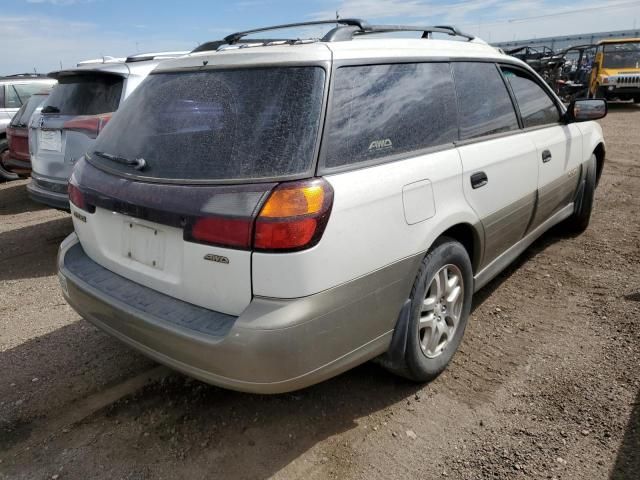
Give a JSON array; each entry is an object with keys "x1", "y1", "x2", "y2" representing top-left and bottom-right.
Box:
[{"x1": 57, "y1": 20, "x2": 607, "y2": 394}]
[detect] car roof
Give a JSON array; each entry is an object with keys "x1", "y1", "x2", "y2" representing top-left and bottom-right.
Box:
[
  {"x1": 48, "y1": 51, "x2": 190, "y2": 78},
  {"x1": 0, "y1": 76, "x2": 56, "y2": 85},
  {"x1": 155, "y1": 36, "x2": 514, "y2": 73}
]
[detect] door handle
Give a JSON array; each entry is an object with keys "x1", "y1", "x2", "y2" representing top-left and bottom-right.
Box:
[
  {"x1": 470, "y1": 171, "x2": 488, "y2": 189},
  {"x1": 542, "y1": 150, "x2": 552, "y2": 163}
]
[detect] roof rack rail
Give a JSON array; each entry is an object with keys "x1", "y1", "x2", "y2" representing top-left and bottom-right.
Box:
[
  {"x1": 223, "y1": 19, "x2": 475, "y2": 45},
  {"x1": 224, "y1": 19, "x2": 370, "y2": 44},
  {"x1": 340, "y1": 24, "x2": 475, "y2": 41}
]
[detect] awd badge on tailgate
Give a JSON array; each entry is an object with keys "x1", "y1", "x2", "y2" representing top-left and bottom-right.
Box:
[{"x1": 204, "y1": 253, "x2": 229, "y2": 264}]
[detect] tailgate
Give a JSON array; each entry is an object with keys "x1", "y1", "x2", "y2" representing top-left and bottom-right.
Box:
[{"x1": 69, "y1": 159, "x2": 274, "y2": 316}]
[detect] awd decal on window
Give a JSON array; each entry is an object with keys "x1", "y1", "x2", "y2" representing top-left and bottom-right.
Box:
[{"x1": 368, "y1": 138, "x2": 393, "y2": 152}]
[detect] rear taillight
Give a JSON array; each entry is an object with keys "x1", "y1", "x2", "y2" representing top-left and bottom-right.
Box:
[
  {"x1": 68, "y1": 182, "x2": 95, "y2": 213},
  {"x1": 254, "y1": 178, "x2": 333, "y2": 252},
  {"x1": 189, "y1": 216, "x2": 253, "y2": 249},
  {"x1": 63, "y1": 113, "x2": 112, "y2": 139},
  {"x1": 184, "y1": 178, "x2": 333, "y2": 252}
]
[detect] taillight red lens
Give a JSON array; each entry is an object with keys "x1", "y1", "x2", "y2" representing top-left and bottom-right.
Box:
[
  {"x1": 68, "y1": 183, "x2": 87, "y2": 211},
  {"x1": 254, "y1": 178, "x2": 333, "y2": 252},
  {"x1": 63, "y1": 113, "x2": 112, "y2": 139},
  {"x1": 182, "y1": 179, "x2": 333, "y2": 252},
  {"x1": 189, "y1": 216, "x2": 253, "y2": 249}
]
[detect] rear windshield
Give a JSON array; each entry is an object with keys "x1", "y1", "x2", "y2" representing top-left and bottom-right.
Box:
[
  {"x1": 42, "y1": 74, "x2": 123, "y2": 116},
  {"x1": 89, "y1": 67, "x2": 325, "y2": 182},
  {"x1": 10, "y1": 93, "x2": 48, "y2": 127}
]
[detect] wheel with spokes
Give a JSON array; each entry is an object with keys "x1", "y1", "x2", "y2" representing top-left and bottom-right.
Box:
[{"x1": 402, "y1": 237, "x2": 473, "y2": 382}]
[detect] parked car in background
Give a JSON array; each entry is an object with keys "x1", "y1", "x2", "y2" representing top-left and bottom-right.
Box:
[
  {"x1": 57, "y1": 20, "x2": 607, "y2": 394},
  {"x1": 0, "y1": 74, "x2": 57, "y2": 178},
  {"x1": 27, "y1": 52, "x2": 188, "y2": 209},
  {"x1": 1, "y1": 90, "x2": 52, "y2": 180}
]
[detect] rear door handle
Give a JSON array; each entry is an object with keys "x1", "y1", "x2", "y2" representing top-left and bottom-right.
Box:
[
  {"x1": 542, "y1": 150, "x2": 552, "y2": 163},
  {"x1": 470, "y1": 171, "x2": 488, "y2": 189}
]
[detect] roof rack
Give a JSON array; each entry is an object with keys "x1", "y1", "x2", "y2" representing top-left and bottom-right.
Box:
[
  {"x1": 224, "y1": 19, "x2": 369, "y2": 44},
  {"x1": 351, "y1": 24, "x2": 475, "y2": 41},
  {"x1": 192, "y1": 39, "x2": 291, "y2": 53},
  {"x1": 222, "y1": 19, "x2": 475, "y2": 45}
]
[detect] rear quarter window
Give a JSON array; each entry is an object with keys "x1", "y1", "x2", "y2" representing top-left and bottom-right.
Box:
[
  {"x1": 452, "y1": 62, "x2": 519, "y2": 140},
  {"x1": 322, "y1": 62, "x2": 458, "y2": 170},
  {"x1": 43, "y1": 74, "x2": 123, "y2": 116}
]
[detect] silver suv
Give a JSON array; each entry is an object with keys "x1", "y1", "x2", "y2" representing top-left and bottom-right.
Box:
[
  {"x1": 0, "y1": 74, "x2": 56, "y2": 176},
  {"x1": 57, "y1": 20, "x2": 607, "y2": 393},
  {"x1": 27, "y1": 52, "x2": 188, "y2": 209}
]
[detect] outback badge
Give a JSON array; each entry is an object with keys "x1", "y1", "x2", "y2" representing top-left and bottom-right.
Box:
[{"x1": 204, "y1": 253, "x2": 229, "y2": 264}]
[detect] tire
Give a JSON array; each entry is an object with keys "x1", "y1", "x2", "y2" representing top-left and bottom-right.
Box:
[
  {"x1": 0, "y1": 139, "x2": 18, "y2": 182},
  {"x1": 564, "y1": 154, "x2": 597, "y2": 233},
  {"x1": 397, "y1": 237, "x2": 474, "y2": 382},
  {"x1": 0, "y1": 138, "x2": 18, "y2": 182}
]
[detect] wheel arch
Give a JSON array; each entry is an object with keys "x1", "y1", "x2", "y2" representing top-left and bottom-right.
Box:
[
  {"x1": 433, "y1": 222, "x2": 483, "y2": 274},
  {"x1": 594, "y1": 142, "x2": 605, "y2": 186}
]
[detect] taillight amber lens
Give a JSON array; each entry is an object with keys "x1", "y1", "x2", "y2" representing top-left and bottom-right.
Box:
[{"x1": 254, "y1": 178, "x2": 333, "y2": 252}]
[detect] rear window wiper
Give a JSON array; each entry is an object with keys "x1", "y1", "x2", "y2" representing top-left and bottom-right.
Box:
[{"x1": 93, "y1": 151, "x2": 146, "y2": 171}]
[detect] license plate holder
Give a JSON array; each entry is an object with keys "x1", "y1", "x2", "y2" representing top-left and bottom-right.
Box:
[
  {"x1": 123, "y1": 221, "x2": 165, "y2": 269},
  {"x1": 39, "y1": 130, "x2": 62, "y2": 152}
]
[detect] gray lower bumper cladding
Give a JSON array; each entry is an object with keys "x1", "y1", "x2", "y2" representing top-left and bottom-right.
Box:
[{"x1": 57, "y1": 234, "x2": 421, "y2": 393}]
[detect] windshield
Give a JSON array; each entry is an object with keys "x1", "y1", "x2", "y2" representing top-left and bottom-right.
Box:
[
  {"x1": 42, "y1": 74, "x2": 123, "y2": 115},
  {"x1": 10, "y1": 93, "x2": 48, "y2": 128},
  {"x1": 90, "y1": 67, "x2": 326, "y2": 182},
  {"x1": 603, "y1": 42, "x2": 640, "y2": 69}
]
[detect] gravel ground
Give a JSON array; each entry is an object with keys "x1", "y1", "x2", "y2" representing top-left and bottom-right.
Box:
[{"x1": 0, "y1": 104, "x2": 638, "y2": 480}]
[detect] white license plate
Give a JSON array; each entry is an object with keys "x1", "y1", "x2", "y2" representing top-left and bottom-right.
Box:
[
  {"x1": 122, "y1": 221, "x2": 165, "y2": 269},
  {"x1": 39, "y1": 130, "x2": 62, "y2": 152}
]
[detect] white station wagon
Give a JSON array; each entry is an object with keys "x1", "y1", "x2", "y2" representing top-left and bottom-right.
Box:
[{"x1": 57, "y1": 20, "x2": 607, "y2": 393}]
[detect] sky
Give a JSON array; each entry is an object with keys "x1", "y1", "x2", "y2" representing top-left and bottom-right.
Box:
[{"x1": 1, "y1": 0, "x2": 640, "y2": 75}]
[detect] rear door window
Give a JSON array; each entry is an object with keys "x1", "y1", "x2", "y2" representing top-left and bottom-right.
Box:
[
  {"x1": 452, "y1": 62, "x2": 519, "y2": 140},
  {"x1": 322, "y1": 62, "x2": 458, "y2": 170},
  {"x1": 42, "y1": 74, "x2": 123, "y2": 115},
  {"x1": 90, "y1": 67, "x2": 325, "y2": 182},
  {"x1": 501, "y1": 67, "x2": 560, "y2": 128}
]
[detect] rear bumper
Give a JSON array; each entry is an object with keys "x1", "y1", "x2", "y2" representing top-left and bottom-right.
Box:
[
  {"x1": 2, "y1": 156, "x2": 31, "y2": 175},
  {"x1": 27, "y1": 174, "x2": 69, "y2": 210},
  {"x1": 57, "y1": 234, "x2": 420, "y2": 394}
]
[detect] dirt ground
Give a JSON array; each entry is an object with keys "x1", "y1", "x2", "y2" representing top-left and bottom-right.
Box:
[{"x1": 0, "y1": 105, "x2": 638, "y2": 480}]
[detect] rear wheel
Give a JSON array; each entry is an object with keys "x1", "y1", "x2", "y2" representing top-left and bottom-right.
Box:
[
  {"x1": 396, "y1": 238, "x2": 473, "y2": 382},
  {"x1": 0, "y1": 138, "x2": 19, "y2": 182},
  {"x1": 564, "y1": 154, "x2": 597, "y2": 233}
]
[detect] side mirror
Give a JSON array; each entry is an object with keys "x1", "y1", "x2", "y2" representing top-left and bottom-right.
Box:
[{"x1": 566, "y1": 99, "x2": 607, "y2": 123}]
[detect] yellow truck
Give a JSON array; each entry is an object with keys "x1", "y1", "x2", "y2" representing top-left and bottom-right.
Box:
[{"x1": 589, "y1": 38, "x2": 640, "y2": 102}]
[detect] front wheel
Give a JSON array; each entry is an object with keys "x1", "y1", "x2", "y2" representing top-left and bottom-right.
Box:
[{"x1": 397, "y1": 238, "x2": 474, "y2": 382}]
